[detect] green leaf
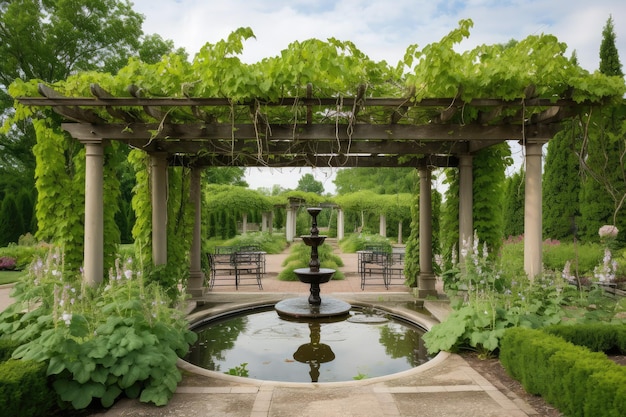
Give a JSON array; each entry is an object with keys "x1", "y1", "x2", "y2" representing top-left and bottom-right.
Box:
[
  {"x1": 47, "y1": 355, "x2": 66, "y2": 375},
  {"x1": 101, "y1": 385, "x2": 122, "y2": 408}
]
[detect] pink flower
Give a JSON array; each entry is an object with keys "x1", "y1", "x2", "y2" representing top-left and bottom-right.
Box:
[{"x1": 599, "y1": 225, "x2": 619, "y2": 238}]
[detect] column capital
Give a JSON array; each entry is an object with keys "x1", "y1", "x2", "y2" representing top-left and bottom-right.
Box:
[
  {"x1": 78, "y1": 137, "x2": 107, "y2": 146},
  {"x1": 519, "y1": 138, "x2": 549, "y2": 147}
]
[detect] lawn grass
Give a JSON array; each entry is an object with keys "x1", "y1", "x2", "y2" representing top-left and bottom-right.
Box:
[{"x1": 0, "y1": 270, "x2": 26, "y2": 285}]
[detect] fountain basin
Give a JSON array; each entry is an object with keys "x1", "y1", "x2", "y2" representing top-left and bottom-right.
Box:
[
  {"x1": 275, "y1": 296, "x2": 351, "y2": 319},
  {"x1": 184, "y1": 302, "x2": 437, "y2": 383},
  {"x1": 293, "y1": 267, "x2": 335, "y2": 284}
]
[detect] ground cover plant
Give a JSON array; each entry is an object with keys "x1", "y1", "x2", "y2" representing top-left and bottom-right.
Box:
[{"x1": 0, "y1": 249, "x2": 197, "y2": 410}]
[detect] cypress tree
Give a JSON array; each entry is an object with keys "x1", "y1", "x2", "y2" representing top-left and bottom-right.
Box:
[
  {"x1": 599, "y1": 16, "x2": 624, "y2": 77},
  {"x1": 542, "y1": 121, "x2": 581, "y2": 240},
  {"x1": 0, "y1": 195, "x2": 24, "y2": 246},
  {"x1": 503, "y1": 167, "x2": 525, "y2": 238},
  {"x1": 579, "y1": 16, "x2": 626, "y2": 246}
]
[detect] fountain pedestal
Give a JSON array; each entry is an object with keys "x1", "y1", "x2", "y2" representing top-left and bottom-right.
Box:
[{"x1": 275, "y1": 207, "x2": 350, "y2": 319}]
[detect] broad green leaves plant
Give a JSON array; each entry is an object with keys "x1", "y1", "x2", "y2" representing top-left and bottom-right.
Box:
[
  {"x1": 424, "y1": 235, "x2": 626, "y2": 356},
  {"x1": 0, "y1": 249, "x2": 197, "y2": 409}
]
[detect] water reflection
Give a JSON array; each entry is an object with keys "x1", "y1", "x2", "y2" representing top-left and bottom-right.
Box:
[
  {"x1": 293, "y1": 322, "x2": 335, "y2": 382},
  {"x1": 185, "y1": 309, "x2": 432, "y2": 382}
]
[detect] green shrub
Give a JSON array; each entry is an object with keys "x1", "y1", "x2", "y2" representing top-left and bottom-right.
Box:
[
  {"x1": 278, "y1": 242, "x2": 344, "y2": 281},
  {"x1": 0, "y1": 244, "x2": 50, "y2": 270},
  {"x1": 0, "y1": 337, "x2": 20, "y2": 362},
  {"x1": 500, "y1": 327, "x2": 626, "y2": 417},
  {"x1": 544, "y1": 323, "x2": 626, "y2": 354},
  {"x1": 339, "y1": 233, "x2": 392, "y2": 253},
  {"x1": 0, "y1": 359, "x2": 54, "y2": 417},
  {"x1": 208, "y1": 232, "x2": 287, "y2": 254},
  {"x1": 543, "y1": 242, "x2": 604, "y2": 276}
]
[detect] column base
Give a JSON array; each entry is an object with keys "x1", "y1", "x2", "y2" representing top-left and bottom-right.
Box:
[
  {"x1": 417, "y1": 272, "x2": 438, "y2": 299},
  {"x1": 187, "y1": 271, "x2": 206, "y2": 297}
]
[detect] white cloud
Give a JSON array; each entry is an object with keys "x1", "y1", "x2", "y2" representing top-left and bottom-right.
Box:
[{"x1": 134, "y1": 0, "x2": 626, "y2": 72}]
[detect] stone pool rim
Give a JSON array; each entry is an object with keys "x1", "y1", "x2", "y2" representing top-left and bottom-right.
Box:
[{"x1": 180, "y1": 294, "x2": 450, "y2": 388}]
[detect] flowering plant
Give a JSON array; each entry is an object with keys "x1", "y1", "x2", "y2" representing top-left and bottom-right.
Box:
[
  {"x1": 0, "y1": 256, "x2": 16, "y2": 270},
  {"x1": 0, "y1": 249, "x2": 196, "y2": 409},
  {"x1": 598, "y1": 225, "x2": 619, "y2": 238},
  {"x1": 593, "y1": 248, "x2": 618, "y2": 283}
]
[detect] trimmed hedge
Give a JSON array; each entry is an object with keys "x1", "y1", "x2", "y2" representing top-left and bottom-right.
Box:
[
  {"x1": 0, "y1": 359, "x2": 54, "y2": 417},
  {"x1": 0, "y1": 337, "x2": 19, "y2": 362},
  {"x1": 544, "y1": 323, "x2": 626, "y2": 354},
  {"x1": 501, "y1": 327, "x2": 626, "y2": 417}
]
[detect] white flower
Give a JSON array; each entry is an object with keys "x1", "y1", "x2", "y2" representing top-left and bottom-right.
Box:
[
  {"x1": 61, "y1": 312, "x2": 72, "y2": 326},
  {"x1": 599, "y1": 225, "x2": 619, "y2": 238},
  {"x1": 124, "y1": 269, "x2": 133, "y2": 280}
]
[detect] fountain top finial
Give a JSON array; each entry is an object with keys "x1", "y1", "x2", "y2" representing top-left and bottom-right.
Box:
[{"x1": 306, "y1": 207, "x2": 322, "y2": 237}]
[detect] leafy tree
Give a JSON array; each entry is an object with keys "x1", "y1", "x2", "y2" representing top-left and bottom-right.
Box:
[
  {"x1": 0, "y1": 0, "x2": 180, "y2": 251},
  {"x1": 204, "y1": 167, "x2": 247, "y2": 186},
  {"x1": 0, "y1": 0, "x2": 145, "y2": 174},
  {"x1": 334, "y1": 168, "x2": 415, "y2": 195},
  {"x1": 296, "y1": 173, "x2": 324, "y2": 194},
  {"x1": 542, "y1": 122, "x2": 581, "y2": 240}
]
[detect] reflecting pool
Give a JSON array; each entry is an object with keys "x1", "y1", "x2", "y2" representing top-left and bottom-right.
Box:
[{"x1": 185, "y1": 308, "x2": 433, "y2": 383}]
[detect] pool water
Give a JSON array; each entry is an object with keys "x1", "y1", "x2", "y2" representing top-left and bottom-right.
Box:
[{"x1": 185, "y1": 308, "x2": 432, "y2": 383}]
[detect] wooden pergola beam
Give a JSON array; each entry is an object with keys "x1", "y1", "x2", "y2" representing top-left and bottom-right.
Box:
[
  {"x1": 170, "y1": 153, "x2": 460, "y2": 168},
  {"x1": 62, "y1": 122, "x2": 557, "y2": 142}
]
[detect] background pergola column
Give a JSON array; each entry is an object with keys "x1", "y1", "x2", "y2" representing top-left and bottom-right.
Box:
[
  {"x1": 459, "y1": 154, "x2": 473, "y2": 259},
  {"x1": 285, "y1": 206, "x2": 295, "y2": 242},
  {"x1": 188, "y1": 167, "x2": 204, "y2": 297},
  {"x1": 241, "y1": 213, "x2": 248, "y2": 234},
  {"x1": 83, "y1": 139, "x2": 104, "y2": 286},
  {"x1": 418, "y1": 165, "x2": 437, "y2": 297},
  {"x1": 337, "y1": 208, "x2": 344, "y2": 240},
  {"x1": 150, "y1": 152, "x2": 168, "y2": 265},
  {"x1": 524, "y1": 140, "x2": 547, "y2": 278},
  {"x1": 379, "y1": 214, "x2": 387, "y2": 237}
]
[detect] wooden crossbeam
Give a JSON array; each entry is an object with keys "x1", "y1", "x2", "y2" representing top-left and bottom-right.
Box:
[
  {"x1": 62, "y1": 122, "x2": 555, "y2": 142},
  {"x1": 172, "y1": 153, "x2": 460, "y2": 168}
]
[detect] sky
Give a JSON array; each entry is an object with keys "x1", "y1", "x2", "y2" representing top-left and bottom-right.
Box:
[{"x1": 131, "y1": 0, "x2": 626, "y2": 194}]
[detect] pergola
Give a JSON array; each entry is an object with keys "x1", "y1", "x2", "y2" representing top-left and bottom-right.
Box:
[{"x1": 18, "y1": 83, "x2": 584, "y2": 297}]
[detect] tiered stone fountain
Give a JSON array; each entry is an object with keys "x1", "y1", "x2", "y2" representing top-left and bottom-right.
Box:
[{"x1": 275, "y1": 207, "x2": 351, "y2": 319}]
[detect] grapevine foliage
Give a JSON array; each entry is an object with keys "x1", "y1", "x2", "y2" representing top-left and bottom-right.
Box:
[{"x1": 3, "y1": 20, "x2": 624, "y2": 283}]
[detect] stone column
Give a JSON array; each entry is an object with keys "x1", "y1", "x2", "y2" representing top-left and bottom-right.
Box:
[
  {"x1": 188, "y1": 167, "x2": 204, "y2": 297},
  {"x1": 151, "y1": 153, "x2": 168, "y2": 266},
  {"x1": 261, "y1": 212, "x2": 269, "y2": 232},
  {"x1": 459, "y1": 154, "x2": 473, "y2": 259},
  {"x1": 285, "y1": 206, "x2": 294, "y2": 242},
  {"x1": 379, "y1": 214, "x2": 387, "y2": 237},
  {"x1": 83, "y1": 140, "x2": 104, "y2": 286},
  {"x1": 397, "y1": 221, "x2": 403, "y2": 245},
  {"x1": 524, "y1": 140, "x2": 546, "y2": 279},
  {"x1": 337, "y1": 208, "x2": 344, "y2": 240},
  {"x1": 418, "y1": 166, "x2": 437, "y2": 297},
  {"x1": 268, "y1": 211, "x2": 274, "y2": 234},
  {"x1": 242, "y1": 213, "x2": 248, "y2": 234}
]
